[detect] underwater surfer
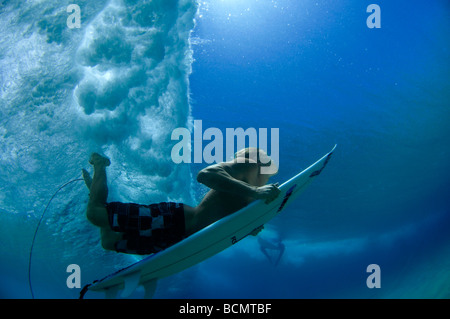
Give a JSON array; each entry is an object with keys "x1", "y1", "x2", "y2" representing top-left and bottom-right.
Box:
[
  {"x1": 82, "y1": 148, "x2": 280, "y2": 255},
  {"x1": 258, "y1": 236, "x2": 285, "y2": 267}
]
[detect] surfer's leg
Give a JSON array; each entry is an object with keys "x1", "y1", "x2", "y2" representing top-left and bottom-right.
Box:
[
  {"x1": 273, "y1": 243, "x2": 285, "y2": 267},
  {"x1": 100, "y1": 227, "x2": 123, "y2": 251},
  {"x1": 86, "y1": 153, "x2": 110, "y2": 228}
]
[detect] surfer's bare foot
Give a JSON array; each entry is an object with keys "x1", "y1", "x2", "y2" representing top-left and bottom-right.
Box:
[
  {"x1": 81, "y1": 169, "x2": 92, "y2": 190},
  {"x1": 89, "y1": 153, "x2": 111, "y2": 167}
]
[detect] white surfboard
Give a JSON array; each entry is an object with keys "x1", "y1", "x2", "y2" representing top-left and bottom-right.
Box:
[{"x1": 83, "y1": 145, "x2": 336, "y2": 299}]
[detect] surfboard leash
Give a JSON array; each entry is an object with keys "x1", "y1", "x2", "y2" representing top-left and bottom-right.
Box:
[
  {"x1": 79, "y1": 282, "x2": 96, "y2": 299},
  {"x1": 28, "y1": 177, "x2": 84, "y2": 299}
]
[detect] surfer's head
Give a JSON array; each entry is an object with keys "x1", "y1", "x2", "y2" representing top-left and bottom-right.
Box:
[{"x1": 234, "y1": 147, "x2": 278, "y2": 176}]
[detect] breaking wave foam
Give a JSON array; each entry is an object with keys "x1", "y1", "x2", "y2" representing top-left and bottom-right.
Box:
[{"x1": 0, "y1": 0, "x2": 198, "y2": 298}]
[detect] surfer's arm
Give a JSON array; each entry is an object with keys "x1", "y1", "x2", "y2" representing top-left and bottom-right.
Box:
[
  {"x1": 197, "y1": 162, "x2": 280, "y2": 203},
  {"x1": 196, "y1": 163, "x2": 259, "y2": 198}
]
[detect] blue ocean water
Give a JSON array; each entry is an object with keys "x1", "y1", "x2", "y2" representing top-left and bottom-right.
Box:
[{"x1": 0, "y1": 0, "x2": 449, "y2": 299}]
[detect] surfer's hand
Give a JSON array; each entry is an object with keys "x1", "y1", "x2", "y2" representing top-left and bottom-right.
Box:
[{"x1": 254, "y1": 183, "x2": 280, "y2": 204}]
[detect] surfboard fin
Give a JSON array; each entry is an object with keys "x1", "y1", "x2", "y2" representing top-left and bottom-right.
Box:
[
  {"x1": 142, "y1": 279, "x2": 157, "y2": 299},
  {"x1": 120, "y1": 271, "x2": 141, "y2": 298}
]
